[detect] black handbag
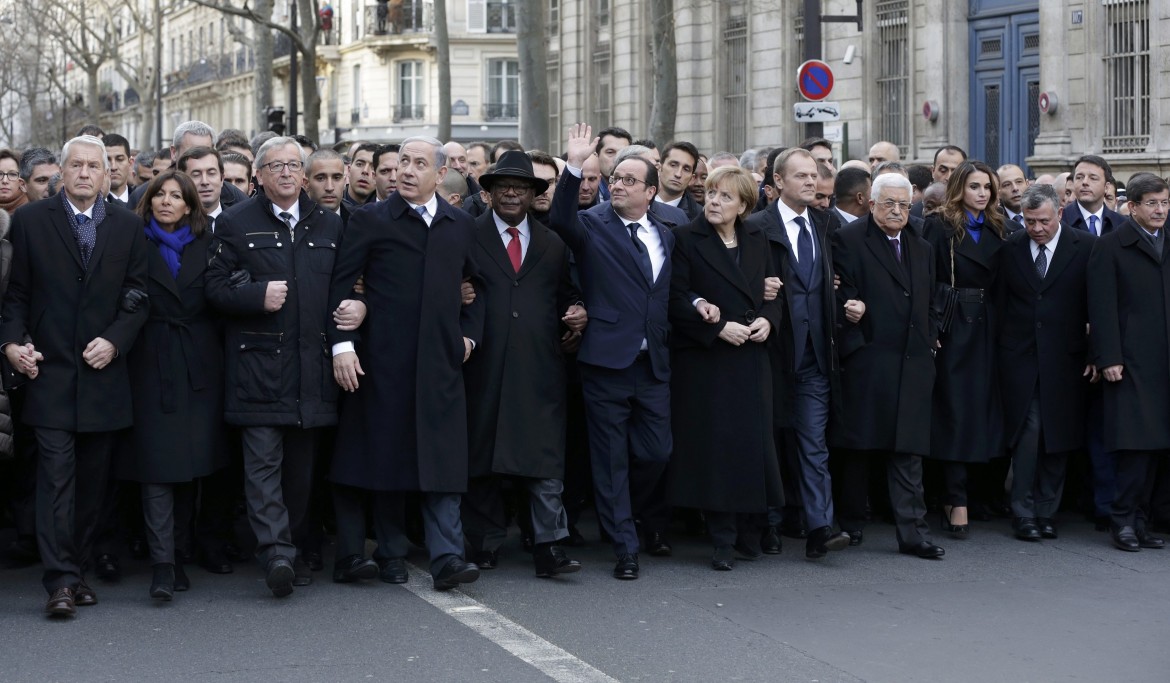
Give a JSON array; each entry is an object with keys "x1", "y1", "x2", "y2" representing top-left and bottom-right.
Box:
[{"x1": 934, "y1": 236, "x2": 959, "y2": 334}]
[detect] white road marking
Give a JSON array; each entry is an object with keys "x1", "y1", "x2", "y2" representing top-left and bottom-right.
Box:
[{"x1": 403, "y1": 563, "x2": 621, "y2": 683}]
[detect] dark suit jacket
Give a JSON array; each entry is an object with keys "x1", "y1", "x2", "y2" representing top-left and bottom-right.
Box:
[
  {"x1": 1061, "y1": 202, "x2": 1124, "y2": 236},
  {"x1": 549, "y1": 169, "x2": 675, "y2": 382},
  {"x1": 831, "y1": 217, "x2": 938, "y2": 455},
  {"x1": 0, "y1": 196, "x2": 150, "y2": 431},
  {"x1": 1087, "y1": 218, "x2": 1170, "y2": 452},
  {"x1": 996, "y1": 227, "x2": 1093, "y2": 454},
  {"x1": 464, "y1": 211, "x2": 577, "y2": 480}
]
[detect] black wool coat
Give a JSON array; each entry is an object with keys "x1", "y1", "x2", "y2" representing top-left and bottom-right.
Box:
[
  {"x1": 463, "y1": 211, "x2": 578, "y2": 480},
  {"x1": 666, "y1": 216, "x2": 783, "y2": 513},
  {"x1": 996, "y1": 227, "x2": 1094, "y2": 455},
  {"x1": 0, "y1": 197, "x2": 149, "y2": 432},
  {"x1": 1087, "y1": 219, "x2": 1170, "y2": 452},
  {"x1": 327, "y1": 194, "x2": 485, "y2": 492},
  {"x1": 831, "y1": 217, "x2": 938, "y2": 456},
  {"x1": 122, "y1": 230, "x2": 226, "y2": 482},
  {"x1": 204, "y1": 194, "x2": 343, "y2": 428}
]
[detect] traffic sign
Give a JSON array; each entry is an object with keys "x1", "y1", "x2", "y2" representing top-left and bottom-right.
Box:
[
  {"x1": 797, "y1": 60, "x2": 835, "y2": 101},
  {"x1": 794, "y1": 101, "x2": 841, "y2": 123}
]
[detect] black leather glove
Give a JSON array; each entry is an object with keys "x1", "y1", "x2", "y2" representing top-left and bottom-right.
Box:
[
  {"x1": 120, "y1": 288, "x2": 149, "y2": 314},
  {"x1": 228, "y1": 269, "x2": 252, "y2": 289}
]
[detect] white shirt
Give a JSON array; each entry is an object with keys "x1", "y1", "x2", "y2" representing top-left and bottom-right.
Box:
[
  {"x1": 777, "y1": 200, "x2": 815, "y2": 262},
  {"x1": 66, "y1": 198, "x2": 94, "y2": 220},
  {"x1": 208, "y1": 204, "x2": 222, "y2": 233},
  {"x1": 406, "y1": 194, "x2": 439, "y2": 227},
  {"x1": 655, "y1": 194, "x2": 683, "y2": 208},
  {"x1": 272, "y1": 202, "x2": 300, "y2": 241},
  {"x1": 495, "y1": 212, "x2": 530, "y2": 262},
  {"x1": 1078, "y1": 202, "x2": 1104, "y2": 235},
  {"x1": 835, "y1": 206, "x2": 859, "y2": 225},
  {"x1": 1030, "y1": 224, "x2": 1062, "y2": 263},
  {"x1": 110, "y1": 187, "x2": 130, "y2": 204}
]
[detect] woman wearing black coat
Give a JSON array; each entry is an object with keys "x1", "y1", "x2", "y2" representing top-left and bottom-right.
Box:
[
  {"x1": 123, "y1": 170, "x2": 225, "y2": 600},
  {"x1": 923, "y1": 161, "x2": 1012, "y2": 538},
  {"x1": 667, "y1": 166, "x2": 783, "y2": 570}
]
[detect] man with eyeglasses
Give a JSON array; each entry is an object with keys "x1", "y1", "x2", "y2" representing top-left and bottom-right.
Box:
[
  {"x1": 342, "y1": 142, "x2": 378, "y2": 208},
  {"x1": 204, "y1": 136, "x2": 347, "y2": 598},
  {"x1": 549, "y1": 124, "x2": 675, "y2": 581},
  {"x1": 1088, "y1": 172, "x2": 1170, "y2": 553},
  {"x1": 749, "y1": 147, "x2": 850, "y2": 559},
  {"x1": 830, "y1": 173, "x2": 943, "y2": 559},
  {"x1": 0, "y1": 149, "x2": 28, "y2": 215}
]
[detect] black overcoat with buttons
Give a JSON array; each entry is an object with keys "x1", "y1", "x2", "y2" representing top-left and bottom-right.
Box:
[
  {"x1": 996, "y1": 227, "x2": 1094, "y2": 455},
  {"x1": 463, "y1": 210, "x2": 578, "y2": 480},
  {"x1": 830, "y1": 216, "x2": 938, "y2": 456},
  {"x1": 204, "y1": 193, "x2": 342, "y2": 428},
  {"x1": 923, "y1": 216, "x2": 1005, "y2": 462}
]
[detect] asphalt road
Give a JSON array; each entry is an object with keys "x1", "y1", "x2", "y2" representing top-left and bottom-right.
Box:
[{"x1": 2, "y1": 515, "x2": 1168, "y2": 683}]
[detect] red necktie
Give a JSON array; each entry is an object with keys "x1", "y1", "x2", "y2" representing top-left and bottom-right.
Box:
[{"x1": 506, "y1": 227, "x2": 522, "y2": 272}]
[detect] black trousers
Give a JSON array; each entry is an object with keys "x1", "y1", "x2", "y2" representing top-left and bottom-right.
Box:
[
  {"x1": 240, "y1": 426, "x2": 319, "y2": 565},
  {"x1": 1111, "y1": 450, "x2": 1163, "y2": 530},
  {"x1": 835, "y1": 449, "x2": 931, "y2": 547},
  {"x1": 35, "y1": 428, "x2": 117, "y2": 593}
]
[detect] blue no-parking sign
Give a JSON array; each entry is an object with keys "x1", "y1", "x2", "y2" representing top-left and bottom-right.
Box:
[{"x1": 797, "y1": 60, "x2": 835, "y2": 102}]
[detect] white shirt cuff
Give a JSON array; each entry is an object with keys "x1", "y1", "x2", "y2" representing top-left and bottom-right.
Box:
[
  {"x1": 566, "y1": 165, "x2": 582, "y2": 178},
  {"x1": 331, "y1": 342, "x2": 355, "y2": 356}
]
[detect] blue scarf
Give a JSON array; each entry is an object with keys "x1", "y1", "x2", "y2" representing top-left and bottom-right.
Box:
[
  {"x1": 964, "y1": 210, "x2": 984, "y2": 243},
  {"x1": 144, "y1": 218, "x2": 195, "y2": 279}
]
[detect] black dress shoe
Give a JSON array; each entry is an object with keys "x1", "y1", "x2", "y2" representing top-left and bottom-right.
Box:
[
  {"x1": 760, "y1": 526, "x2": 782, "y2": 554},
  {"x1": 333, "y1": 555, "x2": 379, "y2": 583},
  {"x1": 377, "y1": 557, "x2": 409, "y2": 584},
  {"x1": 150, "y1": 563, "x2": 175, "y2": 601},
  {"x1": 1111, "y1": 526, "x2": 1140, "y2": 552},
  {"x1": 1136, "y1": 528, "x2": 1165, "y2": 550},
  {"x1": 172, "y1": 563, "x2": 191, "y2": 591},
  {"x1": 1036, "y1": 518, "x2": 1058, "y2": 539},
  {"x1": 198, "y1": 547, "x2": 234, "y2": 575},
  {"x1": 534, "y1": 545, "x2": 582, "y2": 578},
  {"x1": 711, "y1": 546, "x2": 734, "y2": 571},
  {"x1": 1013, "y1": 517, "x2": 1042, "y2": 541},
  {"x1": 940, "y1": 507, "x2": 969, "y2": 540},
  {"x1": 844, "y1": 529, "x2": 864, "y2": 546},
  {"x1": 645, "y1": 532, "x2": 672, "y2": 557},
  {"x1": 613, "y1": 553, "x2": 639, "y2": 580},
  {"x1": 433, "y1": 557, "x2": 480, "y2": 591},
  {"x1": 94, "y1": 553, "x2": 121, "y2": 582},
  {"x1": 303, "y1": 550, "x2": 325, "y2": 572},
  {"x1": 472, "y1": 550, "x2": 499, "y2": 570},
  {"x1": 75, "y1": 581, "x2": 97, "y2": 606},
  {"x1": 45, "y1": 587, "x2": 77, "y2": 617},
  {"x1": 293, "y1": 557, "x2": 313, "y2": 586},
  {"x1": 805, "y1": 526, "x2": 851, "y2": 559},
  {"x1": 265, "y1": 555, "x2": 295, "y2": 597},
  {"x1": 899, "y1": 541, "x2": 945, "y2": 559}
]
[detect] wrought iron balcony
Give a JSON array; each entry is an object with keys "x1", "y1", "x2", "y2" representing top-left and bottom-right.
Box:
[{"x1": 366, "y1": 1, "x2": 430, "y2": 37}]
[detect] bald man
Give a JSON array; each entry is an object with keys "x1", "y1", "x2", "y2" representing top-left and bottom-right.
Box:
[
  {"x1": 997, "y1": 164, "x2": 1028, "y2": 224},
  {"x1": 867, "y1": 141, "x2": 901, "y2": 167}
]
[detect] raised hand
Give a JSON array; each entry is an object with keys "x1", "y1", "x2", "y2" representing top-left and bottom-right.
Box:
[{"x1": 566, "y1": 123, "x2": 599, "y2": 169}]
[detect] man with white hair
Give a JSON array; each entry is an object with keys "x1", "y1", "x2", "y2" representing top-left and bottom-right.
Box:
[
  {"x1": 830, "y1": 172, "x2": 944, "y2": 560},
  {"x1": 129, "y1": 121, "x2": 248, "y2": 209},
  {"x1": 1, "y1": 135, "x2": 150, "y2": 616}
]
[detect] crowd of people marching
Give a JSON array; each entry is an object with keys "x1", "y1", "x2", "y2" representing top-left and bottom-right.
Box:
[{"x1": 0, "y1": 118, "x2": 1167, "y2": 619}]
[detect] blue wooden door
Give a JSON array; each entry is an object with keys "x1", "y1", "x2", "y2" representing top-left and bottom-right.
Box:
[{"x1": 969, "y1": 8, "x2": 1040, "y2": 174}]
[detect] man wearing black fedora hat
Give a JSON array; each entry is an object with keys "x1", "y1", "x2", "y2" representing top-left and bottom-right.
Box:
[{"x1": 461, "y1": 150, "x2": 587, "y2": 579}]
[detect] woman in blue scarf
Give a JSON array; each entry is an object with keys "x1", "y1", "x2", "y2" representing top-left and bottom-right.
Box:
[
  {"x1": 122, "y1": 170, "x2": 226, "y2": 601},
  {"x1": 922, "y1": 161, "x2": 1014, "y2": 539}
]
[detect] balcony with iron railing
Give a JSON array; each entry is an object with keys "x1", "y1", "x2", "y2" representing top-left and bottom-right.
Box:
[
  {"x1": 483, "y1": 102, "x2": 519, "y2": 120},
  {"x1": 392, "y1": 104, "x2": 426, "y2": 122},
  {"x1": 366, "y1": 1, "x2": 431, "y2": 37}
]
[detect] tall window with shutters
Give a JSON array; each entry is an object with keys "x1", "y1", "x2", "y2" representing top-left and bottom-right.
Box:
[
  {"x1": 395, "y1": 60, "x2": 425, "y2": 122},
  {"x1": 1102, "y1": 0, "x2": 1150, "y2": 153}
]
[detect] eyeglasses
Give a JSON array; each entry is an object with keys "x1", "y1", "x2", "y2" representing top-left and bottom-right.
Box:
[
  {"x1": 610, "y1": 175, "x2": 648, "y2": 188},
  {"x1": 1138, "y1": 199, "x2": 1170, "y2": 209},
  {"x1": 492, "y1": 182, "x2": 534, "y2": 195},
  {"x1": 263, "y1": 160, "x2": 303, "y2": 174},
  {"x1": 0, "y1": 171, "x2": 20, "y2": 181},
  {"x1": 876, "y1": 200, "x2": 911, "y2": 212}
]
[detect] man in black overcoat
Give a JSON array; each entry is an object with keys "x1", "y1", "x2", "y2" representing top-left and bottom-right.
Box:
[
  {"x1": 1087, "y1": 172, "x2": 1170, "y2": 552},
  {"x1": 996, "y1": 184, "x2": 1095, "y2": 542},
  {"x1": 328, "y1": 136, "x2": 486, "y2": 591},
  {"x1": 461, "y1": 151, "x2": 586, "y2": 578},
  {"x1": 1, "y1": 135, "x2": 150, "y2": 616},
  {"x1": 830, "y1": 174, "x2": 944, "y2": 559},
  {"x1": 204, "y1": 137, "x2": 345, "y2": 597}
]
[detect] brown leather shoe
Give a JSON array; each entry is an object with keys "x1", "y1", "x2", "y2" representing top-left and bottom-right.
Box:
[
  {"x1": 74, "y1": 581, "x2": 98, "y2": 606},
  {"x1": 45, "y1": 587, "x2": 77, "y2": 617}
]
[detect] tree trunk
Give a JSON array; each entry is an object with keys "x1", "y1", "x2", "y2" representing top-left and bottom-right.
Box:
[
  {"x1": 434, "y1": 0, "x2": 451, "y2": 141},
  {"x1": 648, "y1": 0, "x2": 677, "y2": 145},
  {"x1": 252, "y1": 0, "x2": 276, "y2": 135},
  {"x1": 296, "y1": 0, "x2": 320, "y2": 143},
  {"x1": 516, "y1": 0, "x2": 549, "y2": 150},
  {"x1": 86, "y1": 67, "x2": 101, "y2": 124}
]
